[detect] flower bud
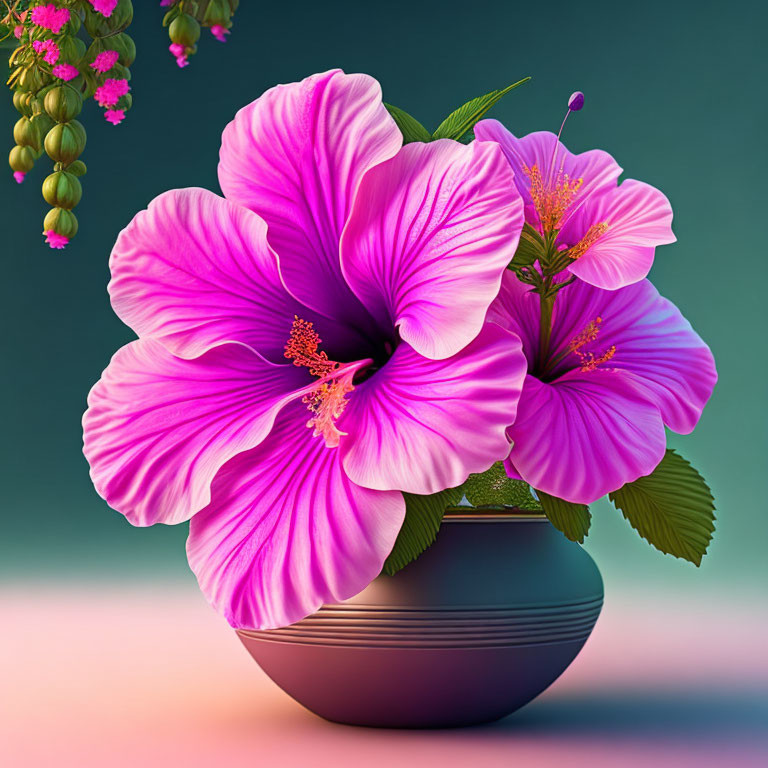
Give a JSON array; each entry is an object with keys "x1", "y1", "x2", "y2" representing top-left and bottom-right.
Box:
[
  {"x1": 84, "y1": 0, "x2": 134, "y2": 38},
  {"x1": 44, "y1": 85, "x2": 83, "y2": 122},
  {"x1": 13, "y1": 117, "x2": 43, "y2": 153},
  {"x1": 43, "y1": 207, "x2": 78, "y2": 240},
  {"x1": 42, "y1": 170, "x2": 82, "y2": 209},
  {"x1": 9, "y1": 144, "x2": 36, "y2": 173},
  {"x1": 44, "y1": 120, "x2": 87, "y2": 164},
  {"x1": 169, "y1": 13, "x2": 201, "y2": 47}
]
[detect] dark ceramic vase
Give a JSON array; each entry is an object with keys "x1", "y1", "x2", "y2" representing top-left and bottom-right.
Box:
[{"x1": 237, "y1": 511, "x2": 603, "y2": 728}]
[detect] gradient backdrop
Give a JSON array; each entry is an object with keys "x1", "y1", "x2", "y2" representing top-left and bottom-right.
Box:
[{"x1": 1, "y1": 1, "x2": 766, "y2": 765}]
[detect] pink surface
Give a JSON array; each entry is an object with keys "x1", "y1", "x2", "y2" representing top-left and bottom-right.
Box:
[{"x1": 2, "y1": 583, "x2": 766, "y2": 768}]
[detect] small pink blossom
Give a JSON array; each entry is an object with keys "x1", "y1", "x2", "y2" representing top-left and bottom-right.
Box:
[
  {"x1": 33, "y1": 39, "x2": 60, "y2": 65},
  {"x1": 105, "y1": 109, "x2": 125, "y2": 125},
  {"x1": 168, "y1": 43, "x2": 185, "y2": 57},
  {"x1": 13, "y1": 171, "x2": 26, "y2": 184},
  {"x1": 45, "y1": 230, "x2": 69, "y2": 249},
  {"x1": 211, "y1": 25, "x2": 229, "y2": 42},
  {"x1": 91, "y1": 50, "x2": 120, "y2": 73},
  {"x1": 94, "y1": 77, "x2": 130, "y2": 107},
  {"x1": 53, "y1": 63, "x2": 79, "y2": 81},
  {"x1": 160, "y1": 1, "x2": 175, "y2": 6},
  {"x1": 88, "y1": 0, "x2": 118, "y2": 16},
  {"x1": 30, "y1": 4, "x2": 70, "y2": 34},
  {"x1": 13, "y1": 25, "x2": 23, "y2": 39}
]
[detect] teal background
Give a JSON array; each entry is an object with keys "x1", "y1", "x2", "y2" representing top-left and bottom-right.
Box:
[{"x1": 1, "y1": 0, "x2": 764, "y2": 595}]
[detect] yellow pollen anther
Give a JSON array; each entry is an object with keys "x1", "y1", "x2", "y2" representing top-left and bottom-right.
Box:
[
  {"x1": 568, "y1": 316, "x2": 616, "y2": 372},
  {"x1": 524, "y1": 163, "x2": 583, "y2": 233},
  {"x1": 568, "y1": 222, "x2": 609, "y2": 260},
  {"x1": 284, "y1": 316, "x2": 353, "y2": 447}
]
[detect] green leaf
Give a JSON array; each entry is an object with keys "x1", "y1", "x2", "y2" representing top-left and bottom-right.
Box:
[
  {"x1": 608, "y1": 449, "x2": 715, "y2": 566},
  {"x1": 431, "y1": 77, "x2": 530, "y2": 142},
  {"x1": 538, "y1": 491, "x2": 591, "y2": 543},
  {"x1": 511, "y1": 223, "x2": 546, "y2": 269},
  {"x1": 383, "y1": 487, "x2": 463, "y2": 575},
  {"x1": 462, "y1": 462, "x2": 542, "y2": 509},
  {"x1": 384, "y1": 103, "x2": 432, "y2": 144}
]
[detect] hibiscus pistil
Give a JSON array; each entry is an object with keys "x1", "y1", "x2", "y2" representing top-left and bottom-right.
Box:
[
  {"x1": 524, "y1": 163, "x2": 583, "y2": 233},
  {"x1": 567, "y1": 317, "x2": 617, "y2": 373},
  {"x1": 568, "y1": 221, "x2": 609, "y2": 260},
  {"x1": 284, "y1": 315, "x2": 354, "y2": 447}
]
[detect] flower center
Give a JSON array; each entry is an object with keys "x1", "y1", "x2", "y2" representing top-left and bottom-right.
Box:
[
  {"x1": 524, "y1": 163, "x2": 583, "y2": 233},
  {"x1": 284, "y1": 316, "x2": 355, "y2": 448},
  {"x1": 567, "y1": 316, "x2": 616, "y2": 372}
]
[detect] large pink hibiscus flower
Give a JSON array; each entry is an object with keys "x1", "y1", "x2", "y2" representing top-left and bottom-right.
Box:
[
  {"x1": 488, "y1": 272, "x2": 717, "y2": 504},
  {"x1": 83, "y1": 70, "x2": 527, "y2": 629},
  {"x1": 474, "y1": 120, "x2": 676, "y2": 290}
]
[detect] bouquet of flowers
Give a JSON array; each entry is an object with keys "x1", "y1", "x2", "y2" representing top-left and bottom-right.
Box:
[{"x1": 82, "y1": 69, "x2": 717, "y2": 630}]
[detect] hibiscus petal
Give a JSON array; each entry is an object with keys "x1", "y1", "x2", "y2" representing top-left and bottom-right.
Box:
[
  {"x1": 549, "y1": 279, "x2": 716, "y2": 434},
  {"x1": 108, "y1": 188, "x2": 362, "y2": 363},
  {"x1": 218, "y1": 69, "x2": 402, "y2": 328},
  {"x1": 560, "y1": 180, "x2": 676, "y2": 289},
  {"x1": 186, "y1": 402, "x2": 405, "y2": 630},
  {"x1": 83, "y1": 339, "x2": 312, "y2": 527},
  {"x1": 474, "y1": 121, "x2": 622, "y2": 226},
  {"x1": 507, "y1": 370, "x2": 666, "y2": 504},
  {"x1": 340, "y1": 323, "x2": 526, "y2": 494},
  {"x1": 341, "y1": 140, "x2": 523, "y2": 360}
]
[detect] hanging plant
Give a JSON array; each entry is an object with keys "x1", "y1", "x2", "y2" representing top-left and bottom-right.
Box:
[{"x1": 1, "y1": 0, "x2": 239, "y2": 249}]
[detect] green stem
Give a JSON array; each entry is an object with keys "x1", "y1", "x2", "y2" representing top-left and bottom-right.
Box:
[{"x1": 538, "y1": 285, "x2": 554, "y2": 368}]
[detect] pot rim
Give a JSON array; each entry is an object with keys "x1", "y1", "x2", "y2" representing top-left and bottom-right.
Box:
[{"x1": 443, "y1": 507, "x2": 547, "y2": 523}]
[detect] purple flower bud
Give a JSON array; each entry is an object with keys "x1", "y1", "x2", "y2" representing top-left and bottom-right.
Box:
[{"x1": 568, "y1": 91, "x2": 585, "y2": 111}]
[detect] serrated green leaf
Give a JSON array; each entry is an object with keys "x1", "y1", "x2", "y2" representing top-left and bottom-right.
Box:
[
  {"x1": 384, "y1": 102, "x2": 432, "y2": 144},
  {"x1": 538, "y1": 491, "x2": 591, "y2": 543},
  {"x1": 383, "y1": 487, "x2": 463, "y2": 575},
  {"x1": 431, "y1": 77, "x2": 530, "y2": 142},
  {"x1": 511, "y1": 223, "x2": 546, "y2": 268},
  {"x1": 609, "y1": 449, "x2": 715, "y2": 566},
  {"x1": 462, "y1": 462, "x2": 542, "y2": 509}
]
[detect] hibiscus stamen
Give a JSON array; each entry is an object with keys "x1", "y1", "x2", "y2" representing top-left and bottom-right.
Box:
[
  {"x1": 285, "y1": 316, "x2": 354, "y2": 447},
  {"x1": 524, "y1": 163, "x2": 583, "y2": 233},
  {"x1": 566, "y1": 316, "x2": 616, "y2": 372},
  {"x1": 568, "y1": 221, "x2": 609, "y2": 260}
]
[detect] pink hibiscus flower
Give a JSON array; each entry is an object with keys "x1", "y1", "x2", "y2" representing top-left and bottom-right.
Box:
[
  {"x1": 91, "y1": 50, "x2": 120, "y2": 73},
  {"x1": 52, "y1": 63, "x2": 78, "y2": 81},
  {"x1": 88, "y1": 0, "x2": 118, "y2": 16},
  {"x1": 83, "y1": 70, "x2": 527, "y2": 630},
  {"x1": 488, "y1": 272, "x2": 717, "y2": 504},
  {"x1": 32, "y1": 38, "x2": 60, "y2": 65},
  {"x1": 104, "y1": 108, "x2": 125, "y2": 125},
  {"x1": 93, "y1": 77, "x2": 129, "y2": 107},
  {"x1": 30, "y1": 4, "x2": 70, "y2": 34},
  {"x1": 475, "y1": 120, "x2": 676, "y2": 290}
]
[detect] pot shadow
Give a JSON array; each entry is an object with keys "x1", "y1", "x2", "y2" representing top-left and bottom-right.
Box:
[{"x1": 480, "y1": 687, "x2": 768, "y2": 744}]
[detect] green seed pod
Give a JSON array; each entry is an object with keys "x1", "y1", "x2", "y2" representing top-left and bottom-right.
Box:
[
  {"x1": 59, "y1": 35, "x2": 87, "y2": 64},
  {"x1": 44, "y1": 121, "x2": 87, "y2": 165},
  {"x1": 9, "y1": 145, "x2": 36, "y2": 173},
  {"x1": 203, "y1": 0, "x2": 231, "y2": 26},
  {"x1": 104, "y1": 33, "x2": 136, "y2": 66},
  {"x1": 13, "y1": 117, "x2": 42, "y2": 152},
  {"x1": 43, "y1": 207, "x2": 78, "y2": 239},
  {"x1": 169, "y1": 13, "x2": 201, "y2": 47},
  {"x1": 228, "y1": 0, "x2": 240, "y2": 12},
  {"x1": 44, "y1": 86, "x2": 83, "y2": 123},
  {"x1": 109, "y1": 63, "x2": 132, "y2": 82},
  {"x1": 84, "y1": 0, "x2": 134, "y2": 38},
  {"x1": 42, "y1": 171, "x2": 82, "y2": 209},
  {"x1": 13, "y1": 90, "x2": 33, "y2": 117},
  {"x1": 18, "y1": 66, "x2": 43, "y2": 93},
  {"x1": 116, "y1": 92, "x2": 133, "y2": 112},
  {"x1": 67, "y1": 160, "x2": 87, "y2": 177}
]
